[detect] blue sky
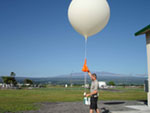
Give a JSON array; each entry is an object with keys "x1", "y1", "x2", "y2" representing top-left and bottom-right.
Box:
[{"x1": 0, "y1": 0, "x2": 150, "y2": 77}]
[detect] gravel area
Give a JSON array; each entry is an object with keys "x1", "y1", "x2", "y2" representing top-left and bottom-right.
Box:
[{"x1": 22, "y1": 100, "x2": 147, "y2": 113}]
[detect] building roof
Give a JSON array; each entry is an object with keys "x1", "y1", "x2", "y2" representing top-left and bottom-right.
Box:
[{"x1": 135, "y1": 24, "x2": 150, "y2": 36}]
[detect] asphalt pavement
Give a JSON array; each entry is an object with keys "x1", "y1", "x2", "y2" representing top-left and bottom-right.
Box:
[{"x1": 22, "y1": 100, "x2": 150, "y2": 113}]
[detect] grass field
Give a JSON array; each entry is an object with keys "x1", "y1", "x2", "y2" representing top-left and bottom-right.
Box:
[{"x1": 0, "y1": 86, "x2": 147, "y2": 113}]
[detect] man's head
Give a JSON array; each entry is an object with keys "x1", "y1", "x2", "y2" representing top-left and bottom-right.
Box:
[{"x1": 91, "y1": 73, "x2": 97, "y2": 81}]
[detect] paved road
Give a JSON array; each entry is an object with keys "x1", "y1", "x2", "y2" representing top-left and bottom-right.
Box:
[{"x1": 23, "y1": 100, "x2": 150, "y2": 113}]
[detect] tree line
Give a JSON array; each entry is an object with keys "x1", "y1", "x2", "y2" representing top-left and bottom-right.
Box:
[{"x1": 1, "y1": 72, "x2": 33, "y2": 87}]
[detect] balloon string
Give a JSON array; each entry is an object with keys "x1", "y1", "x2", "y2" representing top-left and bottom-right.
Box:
[
  {"x1": 84, "y1": 38, "x2": 87, "y2": 92},
  {"x1": 84, "y1": 72, "x2": 87, "y2": 92},
  {"x1": 85, "y1": 39, "x2": 87, "y2": 59}
]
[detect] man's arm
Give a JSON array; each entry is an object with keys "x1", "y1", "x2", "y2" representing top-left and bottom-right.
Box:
[
  {"x1": 87, "y1": 70, "x2": 93, "y2": 79},
  {"x1": 86, "y1": 90, "x2": 98, "y2": 97}
]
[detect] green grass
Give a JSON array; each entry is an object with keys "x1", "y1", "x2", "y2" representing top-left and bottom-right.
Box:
[{"x1": 0, "y1": 86, "x2": 147, "y2": 112}]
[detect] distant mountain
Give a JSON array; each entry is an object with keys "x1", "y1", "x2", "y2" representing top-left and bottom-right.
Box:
[
  {"x1": 55, "y1": 71, "x2": 147, "y2": 78},
  {"x1": 0, "y1": 71, "x2": 148, "y2": 85},
  {"x1": 54, "y1": 71, "x2": 147, "y2": 85}
]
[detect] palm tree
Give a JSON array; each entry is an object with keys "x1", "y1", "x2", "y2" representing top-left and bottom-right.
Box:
[
  {"x1": 10, "y1": 72, "x2": 16, "y2": 77},
  {"x1": 10, "y1": 72, "x2": 16, "y2": 87}
]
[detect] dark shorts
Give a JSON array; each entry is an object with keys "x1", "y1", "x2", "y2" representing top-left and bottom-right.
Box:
[{"x1": 90, "y1": 95, "x2": 98, "y2": 110}]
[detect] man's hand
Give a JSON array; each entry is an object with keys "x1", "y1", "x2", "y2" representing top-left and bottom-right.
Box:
[{"x1": 86, "y1": 94, "x2": 91, "y2": 97}]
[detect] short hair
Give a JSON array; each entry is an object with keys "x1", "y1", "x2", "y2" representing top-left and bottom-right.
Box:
[{"x1": 92, "y1": 73, "x2": 97, "y2": 79}]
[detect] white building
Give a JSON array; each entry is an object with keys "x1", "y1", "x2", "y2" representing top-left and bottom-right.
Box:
[
  {"x1": 0, "y1": 83, "x2": 2, "y2": 88},
  {"x1": 65, "y1": 84, "x2": 68, "y2": 88},
  {"x1": 98, "y1": 81, "x2": 107, "y2": 88}
]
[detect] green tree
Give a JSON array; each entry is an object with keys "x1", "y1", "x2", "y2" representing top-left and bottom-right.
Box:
[
  {"x1": 24, "y1": 79, "x2": 33, "y2": 85},
  {"x1": 10, "y1": 72, "x2": 16, "y2": 77},
  {"x1": 108, "y1": 81, "x2": 115, "y2": 86},
  {"x1": 2, "y1": 76, "x2": 17, "y2": 86}
]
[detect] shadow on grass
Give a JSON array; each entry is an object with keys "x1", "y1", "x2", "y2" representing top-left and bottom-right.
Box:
[{"x1": 104, "y1": 102, "x2": 125, "y2": 105}]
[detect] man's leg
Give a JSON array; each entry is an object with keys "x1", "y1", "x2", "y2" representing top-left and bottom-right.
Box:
[
  {"x1": 90, "y1": 97, "x2": 94, "y2": 113},
  {"x1": 90, "y1": 109, "x2": 93, "y2": 113},
  {"x1": 94, "y1": 97, "x2": 100, "y2": 113},
  {"x1": 96, "y1": 109, "x2": 100, "y2": 113}
]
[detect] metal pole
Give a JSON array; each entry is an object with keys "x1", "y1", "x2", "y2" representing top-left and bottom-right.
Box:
[{"x1": 146, "y1": 32, "x2": 150, "y2": 107}]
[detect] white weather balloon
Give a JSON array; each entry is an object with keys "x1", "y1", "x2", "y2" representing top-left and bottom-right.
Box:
[{"x1": 68, "y1": 0, "x2": 110, "y2": 39}]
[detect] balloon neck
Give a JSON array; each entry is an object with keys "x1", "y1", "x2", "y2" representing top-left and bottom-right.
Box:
[{"x1": 84, "y1": 36, "x2": 88, "y2": 40}]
